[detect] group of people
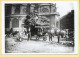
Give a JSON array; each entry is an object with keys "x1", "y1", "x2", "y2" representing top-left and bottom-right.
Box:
[
  {"x1": 16, "y1": 26, "x2": 69, "y2": 43},
  {"x1": 17, "y1": 27, "x2": 31, "y2": 41}
]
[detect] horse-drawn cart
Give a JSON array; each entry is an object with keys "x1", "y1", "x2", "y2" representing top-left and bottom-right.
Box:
[{"x1": 35, "y1": 31, "x2": 47, "y2": 41}]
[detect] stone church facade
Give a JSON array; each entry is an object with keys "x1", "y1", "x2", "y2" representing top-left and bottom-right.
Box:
[{"x1": 5, "y1": 3, "x2": 60, "y2": 32}]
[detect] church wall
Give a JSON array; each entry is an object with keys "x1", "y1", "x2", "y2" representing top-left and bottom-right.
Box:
[{"x1": 5, "y1": 3, "x2": 59, "y2": 32}]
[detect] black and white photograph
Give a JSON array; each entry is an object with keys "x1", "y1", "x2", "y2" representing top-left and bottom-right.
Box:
[{"x1": 2, "y1": 2, "x2": 78, "y2": 54}]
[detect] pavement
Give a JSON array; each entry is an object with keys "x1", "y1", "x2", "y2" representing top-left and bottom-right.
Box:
[{"x1": 5, "y1": 36, "x2": 74, "y2": 53}]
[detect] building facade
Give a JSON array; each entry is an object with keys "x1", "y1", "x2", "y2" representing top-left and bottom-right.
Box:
[{"x1": 5, "y1": 3, "x2": 60, "y2": 33}]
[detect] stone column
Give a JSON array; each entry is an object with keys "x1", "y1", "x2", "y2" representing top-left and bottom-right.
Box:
[
  {"x1": 50, "y1": 15, "x2": 55, "y2": 28},
  {"x1": 9, "y1": 18, "x2": 13, "y2": 29},
  {"x1": 55, "y1": 15, "x2": 57, "y2": 29},
  {"x1": 58, "y1": 16, "x2": 60, "y2": 29},
  {"x1": 18, "y1": 16, "x2": 22, "y2": 32},
  {"x1": 11, "y1": 5, "x2": 15, "y2": 14},
  {"x1": 30, "y1": 4, "x2": 35, "y2": 13}
]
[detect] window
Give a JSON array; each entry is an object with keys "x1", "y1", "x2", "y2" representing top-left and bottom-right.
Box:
[
  {"x1": 15, "y1": 5, "x2": 20, "y2": 14},
  {"x1": 12, "y1": 19, "x2": 19, "y2": 28},
  {"x1": 42, "y1": 8, "x2": 49, "y2": 13}
]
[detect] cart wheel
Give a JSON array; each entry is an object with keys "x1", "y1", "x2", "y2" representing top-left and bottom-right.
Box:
[
  {"x1": 19, "y1": 38, "x2": 23, "y2": 42},
  {"x1": 36, "y1": 36, "x2": 39, "y2": 40},
  {"x1": 17, "y1": 37, "x2": 23, "y2": 42},
  {"x1": 43, "y1": 36, "x2": 47, "y2": 41},
  {"x1": 37, "y1": 37, "x2": 39, "y2": 40}
]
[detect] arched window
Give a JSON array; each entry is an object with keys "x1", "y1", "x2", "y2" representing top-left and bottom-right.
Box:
[
  {"x1": 42, "y1": 8, "x2": 49, "y2": 13},
  {"x1": 12, "y1": 19, "x2": 19, "y2": 28}
]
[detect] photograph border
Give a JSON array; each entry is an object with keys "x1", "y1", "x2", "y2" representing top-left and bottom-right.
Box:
[{"x1": 2, "y1": 1, "x2": 78, "y2": 55}]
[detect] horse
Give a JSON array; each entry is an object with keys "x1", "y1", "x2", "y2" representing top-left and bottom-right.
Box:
[
  {"x1": 56, "y1": 29, "x2": 66, "y2": 38},
  {"x1": 5, "y1": 28, "x2": 19, "y2": 37},
  {"x1": 5, "y1": 28, "x2": 13, "y2": 37},
  {"x1": 47, "y1": 29, "x2": 67, "y2": 42}
]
